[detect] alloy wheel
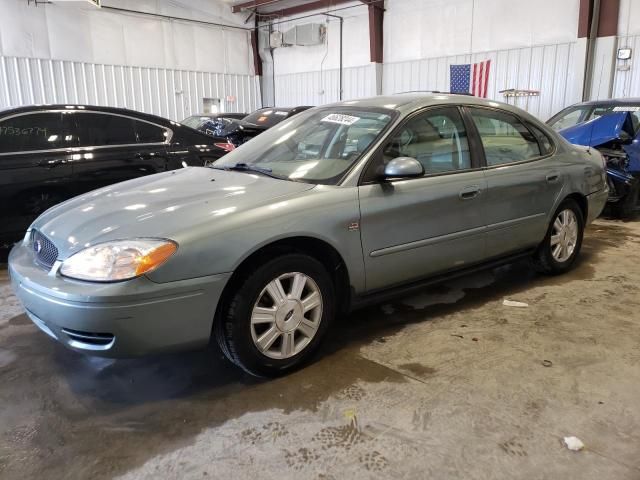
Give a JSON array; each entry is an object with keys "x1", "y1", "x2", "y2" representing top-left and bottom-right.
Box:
[
  {"x1": 550, "y1": 209, "x2": 578, "y2": 262},
  {"x1": 250, "y1": 272, "x2": 323, "y2": 360}
]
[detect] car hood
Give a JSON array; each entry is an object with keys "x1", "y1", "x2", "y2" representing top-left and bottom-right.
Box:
[
  {"x1": 558, "y1": 111, "x2": 635, "y2": 147},
  {"x1": 32, "y1": 167, "x2": 315, "y2": 258}
]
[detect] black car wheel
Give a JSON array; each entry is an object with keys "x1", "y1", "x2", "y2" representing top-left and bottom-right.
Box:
[
  {"x1": 216, "y1": 254, "x2": 335, "y2": 377},
  {"x1": 21, "y1": 190, "x2": 65, "y2": 216},
  {"x1": 611, "y1": 180, "x2": 639, "y2": 218}
]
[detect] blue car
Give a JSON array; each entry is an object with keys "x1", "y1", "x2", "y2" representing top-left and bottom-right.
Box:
[{"x1": 548, "y1": 99, "x2": 640, "y2": 217}]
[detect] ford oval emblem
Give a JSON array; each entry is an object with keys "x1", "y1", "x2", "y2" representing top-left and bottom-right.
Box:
[{"x1": 34, "y1": 240, "x2": 42, "y2": 254}]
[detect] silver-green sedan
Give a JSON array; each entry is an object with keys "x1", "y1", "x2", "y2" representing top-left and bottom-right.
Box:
[{"x1": 9, "y1": 93, "x2": 608, "y2": 376}]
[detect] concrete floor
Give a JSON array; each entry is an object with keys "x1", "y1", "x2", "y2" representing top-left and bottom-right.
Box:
[{"x1": 1, "y1": 219, "x2": 640, "y2": 480}]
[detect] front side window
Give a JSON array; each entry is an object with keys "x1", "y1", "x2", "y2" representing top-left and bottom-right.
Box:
[
  {"x1": 213, "y1": 108, "x2": 394, "y2": 185},
  {"x1": 382, "y1": 107, "x2": 471, "y2": 174},
  {"x1": 0, "y1": 112, "x2": 77, "y2": 153},
  {"x1": 469, "y1": 108, "x2": 540, "y2": 166}
]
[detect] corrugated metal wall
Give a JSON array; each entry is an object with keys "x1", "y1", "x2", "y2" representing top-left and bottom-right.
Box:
[
  {"x1": 382, "y1": 42, "x2": 579, "y2": 120},
  {"x1": 274, "y1": 64, "x2": 376, "y2": 106},
  {"x1": 0, "y1": 55, "x2": 262, "y2": 120},
  {"x1": 613, "y1": 35, "x2": 640, "y2": 98},
  {"x1": 272, "y1": 42, "x2": 579, "y2": 121}
]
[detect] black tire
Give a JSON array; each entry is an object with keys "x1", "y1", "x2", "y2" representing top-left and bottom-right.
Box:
[
  {"x1": 611, "y1": 181, "x2": 639, "y2": 219},
  {"x1": 215, "y1": 253, "x2": 335, "y2": 377},
  {"x1": 531, "y1": 198, "x2": 585, "y2": 275}
]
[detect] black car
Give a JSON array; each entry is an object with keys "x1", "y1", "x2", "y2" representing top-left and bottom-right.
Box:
[
  {"x1": 192, "y1": 106, "x2": 313, "y2": 153},
  {"x1": 0, "y1": 105, "x2": 223, "y2": 247}
]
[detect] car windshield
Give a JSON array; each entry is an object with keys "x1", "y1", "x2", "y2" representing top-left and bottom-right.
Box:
[
  {"x1": 212, "y1": 108, "x2": 394, "y2": 185},
  {"x1": 181, "y1": 116, "x2": 212, "y2": 129},
  {"x1": 549, "y1": 104, "x2": 640, "y2": 132}
]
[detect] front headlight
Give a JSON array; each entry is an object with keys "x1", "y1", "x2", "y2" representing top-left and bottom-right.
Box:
[{"x1": 60, "y1": 239, "x2": 177, "y2": 282}]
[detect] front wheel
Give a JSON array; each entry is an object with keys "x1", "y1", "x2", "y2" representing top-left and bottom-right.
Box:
[
  {"x1": 531, "y1": 199, "x2": 584, "y2": 275},
  {"x1": 215, "y1": 254, "x2": 335, "y2": 377}
]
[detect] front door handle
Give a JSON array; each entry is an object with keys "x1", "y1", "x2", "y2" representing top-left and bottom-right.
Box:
[{"x1": 459, "y1": 185, "x2": 481, "y2": 200}]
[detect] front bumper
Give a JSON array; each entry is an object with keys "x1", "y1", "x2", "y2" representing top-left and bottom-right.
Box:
[
  {"x1": 586, "y1": 188, "x2": 609, "y2": 224},
  {"x1": 8, "y1": 244, "x2": 231, "y2": 357}
]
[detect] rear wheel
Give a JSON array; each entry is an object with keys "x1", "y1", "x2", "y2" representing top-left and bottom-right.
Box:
[
  {"x1": 531, "y1": 199, "x2": 584, "y2": 275},
  {"x1": 215, "y1": 254, "x2": 335, "y2": 377}
]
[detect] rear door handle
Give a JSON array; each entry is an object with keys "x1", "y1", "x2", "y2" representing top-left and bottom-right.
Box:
[
  {"x1": 546, "y1": 173, "x2": 560, "y2": 183},
  {"x1": 459, "y1": 185, "x2": 481, "y2": 200},
  {"x1": 38, "y1": 159, "x2": 64, "y2": 169}
]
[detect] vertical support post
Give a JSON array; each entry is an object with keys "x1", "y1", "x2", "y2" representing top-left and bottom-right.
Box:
[{"x1": 368, "y1": 0, "x2": 384, "y2": 95}]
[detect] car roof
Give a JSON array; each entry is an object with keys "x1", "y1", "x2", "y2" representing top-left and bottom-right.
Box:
[
  {"x1": 0, "y1": 104, "x2": 176, "y2": 126},
  {"x1": 566, "y1": 98, "x2": 640, "y2": 107},
  {"x1": 322, "y1": 92, "x2": 531, "y2": 117}
]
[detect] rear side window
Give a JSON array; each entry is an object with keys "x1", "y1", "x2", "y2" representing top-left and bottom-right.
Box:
[
  {"x1": 526, "y1": 123, "x2": 554, "y2": 155},
  {"x1": 78, "y1": 113, "x2": 136, "y2": 146},
  {"x1": 469, "y1": 108, "x2": 541, "y2": 166},
  {"x1": 134, "y1": 120, "x2": 167, "y2": 143},
  {"x1": 0, "y1": 112, "x2": 77, "y2": 153}
]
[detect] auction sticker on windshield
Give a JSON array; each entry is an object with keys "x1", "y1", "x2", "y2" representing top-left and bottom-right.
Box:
[
  {"x1": 613, "y1": 106, "x2": 640, "y2": 112},
  {"x1": 321, "y1": 113, "x2": 360, "y2": 125}
]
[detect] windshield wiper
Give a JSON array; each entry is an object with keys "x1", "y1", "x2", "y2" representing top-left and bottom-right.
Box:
[{"x1": 217, "y1": 162, "x2": 282, "y2": 179}]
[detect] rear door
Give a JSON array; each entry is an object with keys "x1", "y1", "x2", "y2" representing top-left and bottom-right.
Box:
[
  {"x1": 0, "y1": 111, "x2": 77, "y2": 242},
  {"x1": 465, "y1": 106, "x2": 562, "y2": 258},
  {"x1": 358, "y1": 106, "x2": 488, "y2": 291},
  {"x1": 71, "y1": 112, "x2": 169, "y2": 195}
]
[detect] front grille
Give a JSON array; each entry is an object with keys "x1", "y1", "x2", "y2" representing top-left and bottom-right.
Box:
[{"x1": 31, "y1": 230, "x2": 59, "y2": 269}]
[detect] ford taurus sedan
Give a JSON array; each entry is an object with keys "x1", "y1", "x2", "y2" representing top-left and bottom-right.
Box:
[{"x1": 9, "y1": 94, "x2": 608, "y2": 376}]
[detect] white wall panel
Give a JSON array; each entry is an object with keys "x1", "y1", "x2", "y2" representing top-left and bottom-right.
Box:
[
  {"x1": 273, "y1": 64, "x2": 376, "y2": 107},
  {"x1": 382, "y1": 42, "x2": 579, "y2": 120},
  {"x1": 612, "y1": 35, "x2": 640, "y2": 98},
  {"x1": 0, "y1": 55, "x2": 261, "y2": 120}
]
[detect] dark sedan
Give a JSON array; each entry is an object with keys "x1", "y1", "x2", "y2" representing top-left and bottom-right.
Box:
[
  {"x1": 192, "y1": 106, "x2": 313, "y2": 155},
  {"x1": 0, "y1": 105, "x2": 222, "y2": 247}
]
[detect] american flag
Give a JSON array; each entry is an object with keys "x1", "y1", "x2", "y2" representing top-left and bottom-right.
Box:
[{"x1": 450, "y1": 60, "x2": 491, "y2": 97}]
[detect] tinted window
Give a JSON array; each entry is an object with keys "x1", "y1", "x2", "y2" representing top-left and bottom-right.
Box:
[
  {"x1": 382, "y1": 107, "x2": 471, "y2": 174},
  {"x1": 0, "y1": 112, "x2": 77, "y2": 153},
  {"x1": 78, "y1": 113, "x2": 136, "y2": 147},
  {"x1": 135, "y1": 120, "x2": 166, "y2": 143},
  {"x1": 470, "y1": 109, "x2": 540, "y2": 166}
]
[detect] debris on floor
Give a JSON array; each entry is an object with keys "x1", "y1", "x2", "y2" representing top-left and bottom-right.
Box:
[
  {"x1": 542, "y1": 360, "x2": 553, "y2": 367},
  {"x1": 503, "y1": 299, "x2": 529, "y2": 308},
  {"x1": 563, "y1": 436, "x2": 585, "y2": 451}
]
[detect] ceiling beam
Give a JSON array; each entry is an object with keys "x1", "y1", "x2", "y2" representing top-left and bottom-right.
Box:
[
  {"x1": 232, "y1": 0, "x2": 284, "y2": 14},
  {"x1": 261, "y1": 0, "x2": 354, "y2": 18}
]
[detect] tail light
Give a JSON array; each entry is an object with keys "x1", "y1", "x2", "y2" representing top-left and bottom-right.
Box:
[{"x1": 214, "y1": 142, "x2": 236, "y2": 153}]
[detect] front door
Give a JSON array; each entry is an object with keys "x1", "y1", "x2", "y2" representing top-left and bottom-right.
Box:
[
  {"x1": 71, "y1": 112, "x2": 169, "y2": 195},
  {"x1": 358, "y1": 106, "x2": 488, "y2": 292},
  {"x1": 0, "y1": 111, "x2": 77, "y2": 243}
]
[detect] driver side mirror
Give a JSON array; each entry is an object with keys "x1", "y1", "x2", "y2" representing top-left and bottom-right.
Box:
[{"x1": 383, "y1": 157, "x2": 424, "y2": 179}]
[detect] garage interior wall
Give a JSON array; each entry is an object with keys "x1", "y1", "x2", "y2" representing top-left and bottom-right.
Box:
[
  {"x1": 612, "y1": 0, "x2": 640, "y2": 98},
  {"x1": 263, "y1": 0, "x2": 608, "y2": 120},
  {"x1": 0, "y1": 0, "x2": 261, "y2": 120}
]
